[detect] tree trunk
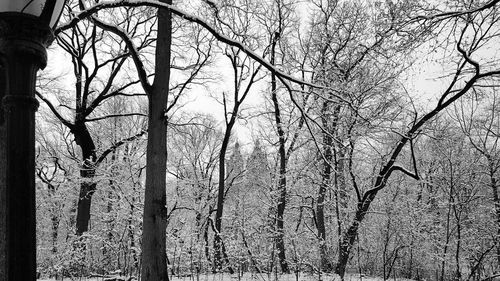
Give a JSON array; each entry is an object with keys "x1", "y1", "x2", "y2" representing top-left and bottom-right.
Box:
[
  {"x1": 213, "y1": 129, "x2": 234, "y2": 274},
  {"x1": 72, "y1": 122, "x2": 97, "y2": 235},
  {"x1": 317, "y1": 131, "x2": 332, "y2": 272},
  {"x1": 334, "y1": 125, "x2": 415, "y2": 279},
  {"x1": 104, "y1": 150, "x2": 117, "y2": 262},
  {"x1": 334, "y1": 147, "x2": 347, "y2": 258},
  {"x1": 335, "y1": 147, "x2": 347, "y2": 221},
  {"x1": 440, "y1": 189, "x2": 452, "y2": 281},
  {"x1": 489, "y1": 166, "x2": 500, "y2": 267},
  {"x1": 335, "y1": 191, "x2": 377, "y2": 278},
  {"x1": 318, "y1": 101, "x2": 341, "y2": 272},
  {"x1": 270, "y1": 31, "x2": 290, "y2": 274},
  {"x1": 140, "y1": 1, "x2": 171, "y2": 280},
  {"x1": 48, "y1": 184, "x2": 60, "y2": 254},
  {"x1": 213, "y1": 136, "x2": 228, "y2": 272},
  {"x1": 128, "y1": 197, "x2": 138, "y2": 275}
]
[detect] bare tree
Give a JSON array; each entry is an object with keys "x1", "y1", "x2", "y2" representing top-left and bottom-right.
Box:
[
  {"x1": 38, "y1": 1, "x2": 153, "y2": 235},
  {"x1": 212, "y1": 50, "x2": 263, "y2": 272},
  {"x1": 334, "y1": 3, "x2": 500, "y2": 277},
  {"x1": 457, "y1": 89, "x2": 500, "y2": 268}
]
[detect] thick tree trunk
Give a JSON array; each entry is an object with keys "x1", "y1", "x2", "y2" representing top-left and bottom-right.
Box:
[
  {"x1": 141, "y1": 86, "x2": 169, "y2": 281},
  {"x1": 270, "y1": 31, "x2": 290, "y2": 274},
  {"x1": 140, "y1": 1, "x2": 171, "y2": 280},
  {"x1": 317, "y1": 101, "x2": 341, "y2": 272},
  {"x1": 75, "y1": 181, "x2": 96, "y2": 235},
  {"x1": 72, "y1": 122, "x2": 97, "y2": 235}
]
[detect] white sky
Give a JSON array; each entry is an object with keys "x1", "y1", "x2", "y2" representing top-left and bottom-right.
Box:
[{"x1": 40, "y1": 1, "x2": 496, "y2": 154}]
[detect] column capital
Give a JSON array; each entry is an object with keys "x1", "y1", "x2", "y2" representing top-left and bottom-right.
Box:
[{"x1": 0, "y1": 13, "x2": 54, "y2": 69}]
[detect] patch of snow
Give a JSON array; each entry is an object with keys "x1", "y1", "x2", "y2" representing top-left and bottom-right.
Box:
[{"x1": 39, "y1": 273, "x2": 414, "y2": 281}]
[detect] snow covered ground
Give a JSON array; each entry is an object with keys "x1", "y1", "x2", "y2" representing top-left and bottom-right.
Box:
[{"x1": 39, "y1": 272, "x2": 414, "y2": 281}]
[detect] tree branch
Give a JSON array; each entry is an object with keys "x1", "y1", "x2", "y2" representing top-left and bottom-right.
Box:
[
  {"x1": 55, "y1": 0, "x2": 341, "y2": 96},
  {"x1": 36, "y1": 91, "x2": 74, "y2": 129},
  {"x1": 91, "y1": 16, "x2": 152, "y2": 94},
  {"x1": 96, "y1": 129, "x2": 147, "y2": 165}
]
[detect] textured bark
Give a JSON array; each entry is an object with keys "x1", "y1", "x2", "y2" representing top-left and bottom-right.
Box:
[
  {"x1": 73, "y1": 122, "x2": 97, "y2": 235},
  {"x1": 140, "y1": 1, "x2": 171, "y2": 280},
  {"x1": 317, "y1": 101, "x2": 341, "y2": 272},
  {"x1": 270, "y1": 31, "x2": 289, "y2": 274}
]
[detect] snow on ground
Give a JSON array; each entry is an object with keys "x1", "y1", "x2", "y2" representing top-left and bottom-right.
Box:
[{"x1": 39, "y1": 272, "x2": 414, "y2": 281}]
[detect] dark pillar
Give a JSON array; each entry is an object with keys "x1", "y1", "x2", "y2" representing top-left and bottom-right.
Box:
[
  {"x1": 0, "y1": 56, "x2": 7, "y2": 281},
  {"x1": 0, "y1": 13, "x2": 53, "y2": 281}
]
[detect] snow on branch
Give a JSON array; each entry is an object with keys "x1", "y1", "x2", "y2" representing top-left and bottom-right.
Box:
[
  {"x1": 96, "y1": 129, "x2": 147, "y2": 165},
  {"x1": 55, "y1": 0, "x2": 341, "y2": 96},
  {"x1": 85, "y1": 113, "x2": 147, "y2": 122},
  {"x1": 414, "y1": 0, "x2": 500, "y2": 22},
  {"x1": 92, "y1": 16, "x2": 152, "y2": 94},
  {"x1": 36, "y1": 91, "x2": 74, "y2": 129}
]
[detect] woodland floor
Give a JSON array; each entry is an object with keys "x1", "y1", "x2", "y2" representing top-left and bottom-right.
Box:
[{"x1": 39, "y1": 273, "x2": 415, "y2": 281}]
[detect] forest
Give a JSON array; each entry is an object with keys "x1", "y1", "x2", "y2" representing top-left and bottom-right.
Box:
[{"x1": 29, "y1": 0, "x2": 500, "y2": 280}]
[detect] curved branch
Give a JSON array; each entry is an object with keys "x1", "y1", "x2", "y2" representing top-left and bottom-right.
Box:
[
  {"x1": 55, "y1": 0, "x2": 341, "y2": 96},
  {"x1": 415, "y1": 0, "x2": 500, "y2": 22},
  {"x1": 36, "y1": 91, "x2": 74, "y2": 129},
  {"x1": 96, "y1": 129, "x2": 147, "y2": 165},
  {"x1": 85, "y1": 112, "x2": 147, "y2": 122},
  {"x1": 390, "y1": 165, "x2": 420, "y2": 180},
  {"x1": 91, "y1": 16, "x2": 152, "y2": 94}
]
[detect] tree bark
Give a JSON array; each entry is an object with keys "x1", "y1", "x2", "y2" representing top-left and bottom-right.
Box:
[
  {"x1": 213, "y1": 127, "x2": 234, "y2": 274},
  {"x1": 489, "y1": 166, "x2": 500, "y2": 267},
  {"x1": 317, "y1": 123, "x2": 332, "y2": 272},
  {"x1": 335, "y1": 191, "x2": 377, "y2": 278},
  {"x1": 270, "y1": 31, "x2": 290, "y2": 274},
  {"x1": 72, "y1": 122, "x2": 97, "y2": 235},
  {"x1": 140, "y1": 1, "x2": 171, "y2": 280},
  {"x1": 317, "y1": 101, "x2": 341, "y2": 272},
  {"x1": 48, "y1": 184, "x2": 60, "y2": 254}
]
